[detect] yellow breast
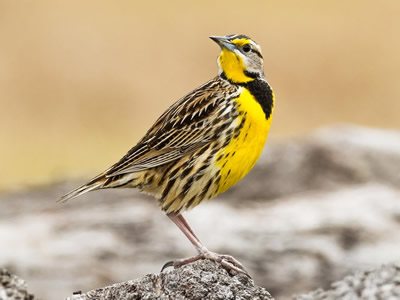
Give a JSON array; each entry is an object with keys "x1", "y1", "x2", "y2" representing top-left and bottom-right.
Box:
[{"x1": 215, "y1": 87, "x2": 274, "y2": 194}]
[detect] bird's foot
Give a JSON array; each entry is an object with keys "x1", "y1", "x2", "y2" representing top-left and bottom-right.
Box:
[{"x1": 161, "y1": 247, "x2": 251, "y2": 277}]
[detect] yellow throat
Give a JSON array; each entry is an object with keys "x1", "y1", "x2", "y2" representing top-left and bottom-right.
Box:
[{"x1": 218, "y1": 48, "x2": 254, "y2": 83}]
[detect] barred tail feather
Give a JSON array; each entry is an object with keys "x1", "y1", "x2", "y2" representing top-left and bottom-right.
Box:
[{"x1": 58, "y1": 176, "x2": 106, "y2": 203}]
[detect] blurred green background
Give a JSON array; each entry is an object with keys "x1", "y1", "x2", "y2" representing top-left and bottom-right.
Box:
[{"x1": 1, "y1": 0, "x2": 399, "y2": 191}]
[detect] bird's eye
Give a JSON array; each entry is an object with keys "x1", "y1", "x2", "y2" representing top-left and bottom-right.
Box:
[{"x1": 242, "y1": 44, "x2": 251, "y2": 53}]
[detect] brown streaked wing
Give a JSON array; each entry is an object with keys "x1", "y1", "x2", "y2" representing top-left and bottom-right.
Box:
[{"x1": 106, "y1": 77, "x2": 239, "y2": 177}]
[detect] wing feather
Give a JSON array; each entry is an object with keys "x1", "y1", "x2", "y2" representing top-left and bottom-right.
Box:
[{"x1": 106, "y1": 77, "x2": 239, "y2": 177}]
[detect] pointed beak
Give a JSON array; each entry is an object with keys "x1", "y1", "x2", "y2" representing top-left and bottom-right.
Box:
[{"x1": 209, "y1": 36, "x2": 236, "y2": 51}]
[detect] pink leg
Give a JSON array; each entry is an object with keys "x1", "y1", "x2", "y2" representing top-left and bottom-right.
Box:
[
  {"x1": 163, "y1": 213, "x2": 250, "y2": 277},
  {"x1": 167, "y1": 213, "x2": 204, "y2": 251}
]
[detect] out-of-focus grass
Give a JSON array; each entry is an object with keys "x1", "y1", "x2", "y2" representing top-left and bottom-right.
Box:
[{"x1": 1, "y1": 0, "x2": 400, "y2": 191}]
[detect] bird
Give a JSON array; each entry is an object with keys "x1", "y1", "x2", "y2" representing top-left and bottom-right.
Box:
[{"x1": 60, "y1": 34, "x2": 275, "y2": 276}]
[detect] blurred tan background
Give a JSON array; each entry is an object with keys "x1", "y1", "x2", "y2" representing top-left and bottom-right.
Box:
[{"x1": 1, "y1": 0, "x2": 399, "y2": 191}]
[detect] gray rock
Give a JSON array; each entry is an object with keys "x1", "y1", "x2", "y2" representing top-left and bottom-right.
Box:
[
  {"x1": 1, "y1": 126, "x2": 400, "y2": 299},
  {"x1": 66, "y1": 260, "x2": 273, "y2": 300},
  {"x1": 0, "y1": 268, "x2": 34, "y2": 300},
  {"x1": 294, "y1": 264, "x2": 400, "y2": 300}
]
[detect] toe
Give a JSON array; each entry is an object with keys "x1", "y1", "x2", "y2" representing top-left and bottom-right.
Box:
[{"x1": 161, "y1": 260, "x2": 175, "y2": 272}]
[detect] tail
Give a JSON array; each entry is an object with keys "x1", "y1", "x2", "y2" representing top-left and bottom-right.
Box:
[{"x1": 58, "y1": 174, "x2": 107, "y2": 203}]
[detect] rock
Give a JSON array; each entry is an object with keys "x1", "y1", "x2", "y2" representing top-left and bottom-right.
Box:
[
  {"x1": 294, "y1": 264, "x2": 400, "y2": 300},
  {"x1": 0, "y1": 268, "x2": 34, "y2": 300},
  {"x1": 66, "y1": 260, "x2": 273, "y2": 300},
  {"x1": 1, "y1": 126, "x2": 400, "y2": 299},
  {"x1": 3, "y1": 261, "x2": 400, "y2": 300}
]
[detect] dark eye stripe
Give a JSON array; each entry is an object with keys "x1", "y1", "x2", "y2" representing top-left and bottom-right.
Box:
[{"x1": 251, "y1": 49, "x2": 263, "y2": 59}]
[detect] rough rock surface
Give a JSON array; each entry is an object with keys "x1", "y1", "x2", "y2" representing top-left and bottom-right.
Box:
[
  {"x1": 294, "y1": 264, "x2": 400, "y2": 300},
  {"x1": 0, "y1": 268, "x2": 34, "y2": 300},
  {"x1": 3, "y1": 261, "x2": 400, "y2": 300},
  {"x1": 66, "y1": 260, "x2": 273, "y2": 300},
  {"x1": 1, "y1": 126, "x2": 400, "y2": 299},
  {"x1": 65, "y1": 263, "x2": 400, "y2": 300}
]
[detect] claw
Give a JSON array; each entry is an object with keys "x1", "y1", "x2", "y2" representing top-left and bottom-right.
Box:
[
  {"x1": 161, "y1": 260, "x2": 175, "y2": 272},
  {"x1": 161, "y1": 250, "x2": 251, "y2": 278}
]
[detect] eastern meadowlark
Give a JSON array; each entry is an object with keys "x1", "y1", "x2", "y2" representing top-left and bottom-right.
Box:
[{"x1": 60, "y1": 34, "x2": 275, "y2": 276}]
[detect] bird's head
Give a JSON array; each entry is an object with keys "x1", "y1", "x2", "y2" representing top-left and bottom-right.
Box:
[{"x1": 210, "y1": 34, "x2": 264, "y2": 83}]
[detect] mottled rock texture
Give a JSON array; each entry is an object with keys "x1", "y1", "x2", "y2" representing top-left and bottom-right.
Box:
[
  {"x1": 3, "y1": 262, "x2": 400, "y2": 300},
  {"x1": 66, "y1": 260, "x2": 273, "y2": 300},
  {"x1": 294, "y1": 264, "x2": 400, "y2": 300},
  {"x1": 0, "y1": 268, "x2": 34, "y2": 300}
]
